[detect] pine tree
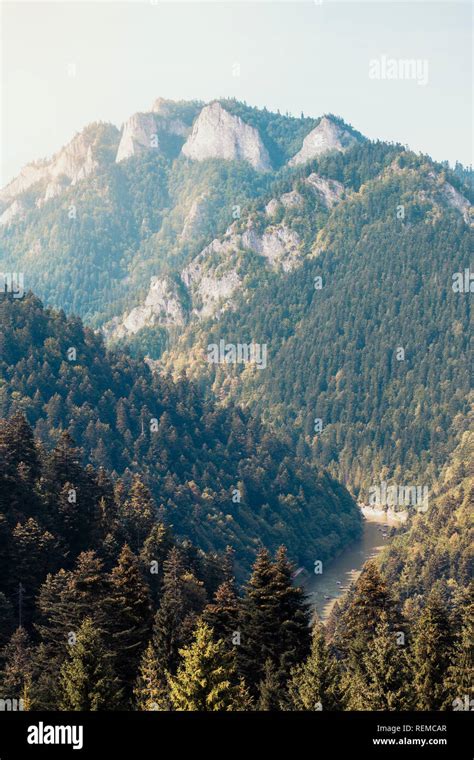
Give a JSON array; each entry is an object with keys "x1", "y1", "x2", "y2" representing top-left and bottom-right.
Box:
[
  {"x1": 412, "y1": 587, "x2": 455, "y2": 710},
  {"x1": 59, "y1": 618, "x2": 122, "y2": 710},
  {"x1": 152, "y1": 547, "x2": 193, "y2": 674},
  {"x1": 108, "y1": 544, "x2": 153, "y2": 695},
  {"x1": 0, "y1": 627, "x2": 33, "y2": 703},
  {"x1": 344, "y1": 611, "x2": 413, "y2": 710},
  {"x1": 121, "y1": 476, "x2": 155, "y2": 551},
  {"x1": 257, "y1": 658, "x2": 284, "y2": 711},
  {"x1": 202, "y1": 579, "x2": 240, "y2": 649},
  {"x1": 167, "y1": 622, "x2": 248, "y2": 711},
  {"x1": 241, "y1": 547, "x2": 311, "y2": 692},
  {"x1": 134, "y1": 641, "x2": 171, "y2": 711},
  {"x1": 287, "y1": 623, "x2": 340, "y2": 711}
]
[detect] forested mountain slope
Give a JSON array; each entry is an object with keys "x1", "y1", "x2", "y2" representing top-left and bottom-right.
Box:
[
  {"x1": 160, "y1": 150, "x2": 472, "y2": 495},
  {"x1": 0, "y1": 293, "x2": 360, "y2": 576},
  {"x1": 0, "y1": 100, "x2": 360, "y2": 327},
  {"x1": 1, "y1": 98, "x2": 471, "y2": 497}
]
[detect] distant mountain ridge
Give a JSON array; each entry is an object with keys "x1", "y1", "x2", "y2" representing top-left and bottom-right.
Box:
[
  {"x1": 0, "y1": 98, "x2": 360, "y2": 222},
  {"x1": 0, "y1": 97, "x2": 471, "y2": 497}
]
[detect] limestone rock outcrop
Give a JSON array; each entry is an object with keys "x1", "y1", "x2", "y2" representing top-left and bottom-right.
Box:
[
  {"x1": 182, "y1": 102, "x2": 272, "y2": 172},
  {"x1": 289, "y1": 116, "x2": 358, "y2": 166},
  {"x1": 104, "y1": 276, "x2": 186, "y2": 341},
  {"x1": 116, "y1": 113, "x2": 160, "y2": 163}
]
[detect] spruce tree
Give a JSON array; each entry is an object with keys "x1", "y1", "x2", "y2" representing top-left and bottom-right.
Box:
[
  {"x1": 412, "y1": 587, "x2": 455, "y2": 710},
  {"x1": 446, "y1": 585, "x2": 474, "y2": 707},
  {"x1": 36, "y1": 551, "x2": 111, "y2": 652},
  {"x1": 134, "y1": 641, "x2": 171, "y2": 711},
  {"x1": 0, "y1": 592, "x2": 15, "y2": 649},
  {"x1": 336, "y1": 561, "x2": 403, "y2": 665},
  {"x1": 167, "y1": 622, "x2": 248, "y2": 711},
  {"x1": 287, "y1": 623, "x2": 340, "y2": 711},
  {"x1": 241, "y1": 547, "x2": 311, "y2": 692},
  {"x1": 121, "y1": 475, "x2": 155, "y2": 551},
  {"x1": 152, "y1": 547, "x2": 192, "y2": 674},
  {"x1": 0, "y1": 627, "x2": 33, "y2": 703},
  {"x1": 344, "y1": 611, "x2": 413, "y2": 710},
  {"x1": 257, "y1": 658, "x2": 284, "y2": 711},
  {"x1": 0, "y1": 413, "x2": 40, "y2": 483},
  {"x1": 108, "y1": 544, "x2": 153, "y2": 695},
  {"x1": 59, "y1": 618, "x2": 122, "y2": 710},
  {"x1": 139, "y1": 522, "x2": 174, "y2": 603},
  {"x1": 202, "y1": 579, "x2": 241, "y2": 649}
]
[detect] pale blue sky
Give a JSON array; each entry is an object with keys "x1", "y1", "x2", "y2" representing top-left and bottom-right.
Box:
[{"x1": 1, "y1": 1, "x2": 472, "y2": 185}]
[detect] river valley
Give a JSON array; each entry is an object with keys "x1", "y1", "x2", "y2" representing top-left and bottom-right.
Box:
[{"x1": 305, "y1": 508, "x2": 405, "y2": 621}]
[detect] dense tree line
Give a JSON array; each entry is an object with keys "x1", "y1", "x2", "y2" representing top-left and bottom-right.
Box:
[
  {"x1": 166, "y1": 149, "x2": 472, "y2": 495},
  {"x1": 0, "y1": 416, "x2": 470, "y2": 710},
  {"x1": 0, "y1": 294, "x2": 361, "y2": 576}
]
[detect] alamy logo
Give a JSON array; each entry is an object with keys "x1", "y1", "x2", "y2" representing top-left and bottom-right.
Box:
[
  {"x1": 452, "y1": 268, "x2": 473, "y2": 293},
  {"x1": 207, "y1": 339, "x2": 267, "y2": 370},
  {"x1": 369, "y1": 55, "x2": 429, "y2": 86},
  {"x1": 0, "y1": 272, "x2": 24, "y2": 298},
  {"x1": 452, "y1": 695, "x2": 474, "y2": 711},
  {"x1": 369, "y1": 481, "x2": 429, "y2": 511},
  {"x1": 27, "y1": 722, "x2": 83, "y2": 750},
  {"x1": 0, "y1": 697, "x2": 24, "y2": 710}
]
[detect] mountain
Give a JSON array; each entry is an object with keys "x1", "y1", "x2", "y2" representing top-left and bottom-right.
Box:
[
  {"x1": 157, "y1": 147, "x2": 472, "y2": 495},
  {"x1": 379, "y1": 421, "x2": 473, "y2": 606},
  {"x1": 1, "y1": 98, "x2": 471, "y2": 498},
  {"x1": 181, "y1": 102, "x2": 272, "y2": 172},
  {"x1": 0, "y1": 123, "x2": 120, "y2": 218},
  {"x1": 0, "y1": 292, "x2": 361, "y2": 577},
  {"x1": 288, "y1": 115, "x2": 358, "y2": 166},
  {"x1": 0, "y1": 100, "x2": 361, "y2": 324}
]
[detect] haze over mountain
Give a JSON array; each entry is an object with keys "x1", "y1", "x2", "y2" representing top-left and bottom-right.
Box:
[
  {"x1": 0, "y1": 91, "x2": 472, "y2": 718},
  {"x1": 1, "y1": 97, "x2": 471, "y2": 499}
]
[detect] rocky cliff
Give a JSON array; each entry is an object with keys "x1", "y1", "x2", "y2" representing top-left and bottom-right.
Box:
[
  {"x1": 104, "y1": 276, "x2": 185, "y2": 340},
  {"x1": 181, "y1": 102, "x2": 272, "y2": 172},
  {"x1": 0, "y1": 123, "x2": 119, "y2": 221},
  {"x1": 289, "y1": 116, "x2": 358, "y2": 166}
]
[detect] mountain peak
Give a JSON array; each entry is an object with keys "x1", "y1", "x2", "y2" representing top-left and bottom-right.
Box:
[
  {"x1": 181, "y1": 101, "x2": 272, "y2": 172},
  {"x1": 0, "y1": 122, "x2": 119, "y2": 219},
  {"x1": 151, "y1": 97, "x2": 175, "y2": 115},
  {"x1": 288, "y1": 115, "x2": 359, "y2": 166},
  {"x1": 115, "y1": 112, "x2": 159, "y2": 163}
]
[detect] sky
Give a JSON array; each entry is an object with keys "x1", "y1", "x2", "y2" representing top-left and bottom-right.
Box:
[{"x1": 1, "y1": 0, "x2": 472, "y2": 186}]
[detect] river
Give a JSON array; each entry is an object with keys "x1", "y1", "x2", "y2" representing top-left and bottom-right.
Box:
[{"x1": 304, "y1": 507, "x2": 405, "y2": 621}]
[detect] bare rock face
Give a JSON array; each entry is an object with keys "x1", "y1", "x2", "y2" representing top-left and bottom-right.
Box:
[
  {"x1": 1, "y1": 124, "x2": 119, "y2": 207},
  {"x1": 242, "y1": 223, "x2": 302, "y2": 272},
  {"x1": 305, "y1": 173, "x2": 345, "y2": 208},
  {"x1": 0, "y1": 199, "x2": 25, "y2": 227},
  {"x1": 181, "y1": 102, "x2": 272, "y2": 172},
  {"x1": 116, "y1": 113, "x2": 159, "y2": 163},
  {"x1": 105, "y1": 276, "x2": 186, "y2": 340},
  {"x1": 50, "y1": 136, "x2": 98, "y2": 182},
  {"x1": 180, "y1": 194, "x2": 209, "y2": 241},
  {"x1": 1, "y1": 164, "x2": 47, "y2": 205},
  {"x1": 289, "y1": 116, "x2": 357, "y2": 166},
  {"x1": 280, "y1": 190, "x2": 304, "y2": 209},
  {"x1": 440, "y1": 182, "x2": 471, "y2": 225},
  {"x1": 116, "y1": 107, "x2": 190, "y2": 163},
  {"x1": 181, "y1": 236, "x2": 242, "y2": 319},
  {"x1": 265, "y1": 198, "x2": 280, "y2": 217}
]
